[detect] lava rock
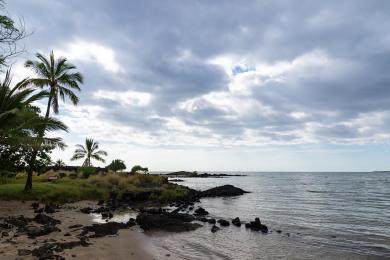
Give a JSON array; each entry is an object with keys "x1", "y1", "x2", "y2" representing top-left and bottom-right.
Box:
[
  {"x1": 207, "y1": 218, "x2": 216, "y2": 224},
  {"x1": 217, "y1": 219, "x2": 230, "y2": 227},
  {"x1": 27, "y1": 225, "x2": 60, "y2": 238},
  {"x1": 136, "y1": 212, "x2": 201, "y2": 232},
  {"x1": 211, "y1": 225, "x2": 220, "y2": 233},
  {"x1": 232, "y1": 217, "x2": 241, "y2": 227},
  {"x1": 34, "y1": 213, "x2": 61, "y2": 226},
  {"x1": 245, "y1": 217, "x2": 268, "y2": 233},
  {"x1": 194, "y1": 207, "x2": 209, "y2": 216},
  {"x1": 44, "y1": 204, "x2": 57, "y2": 214},
  {"x1": 81, "y1": 220, "x2": 135, "y2": 238},
  {"x1": 201, "y1": 185, "x2": 248, "y2": 197}
]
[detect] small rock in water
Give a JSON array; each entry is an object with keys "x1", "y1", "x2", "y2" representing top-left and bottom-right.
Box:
[
  {"x1": 207, "y1": 218, "x2": 216, "y2": 224},
  {"x1": 232, "y1": 217, "x2": 241, "y2": 227},
  {"x1": 211, "y1": 225, "x2": 220, "y2": 233},
  {"x1": 245, "y1": 217, "x2": 268, "y2": 233},
  {"x1": 276, "y1": 230, "x2": 282, "y2": 234},
  {"x1": 217, "y1": 219, "x2": 230, "y2": 227},
  {"x1": 194, "y1": 207, "x2": 209, "y2": 216}
]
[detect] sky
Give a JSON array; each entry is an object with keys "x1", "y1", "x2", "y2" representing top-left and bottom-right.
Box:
[{"x1": 5, "y1": 0, "x2": 390, "y2": 171}]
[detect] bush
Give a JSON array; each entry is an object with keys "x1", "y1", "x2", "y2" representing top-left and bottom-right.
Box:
[
  {"x1": 0, "y1": 170, "x2": 16, "y2": 184},
  {"x1": 78, "y1": 167, "x2": 96, "y2": 179}
]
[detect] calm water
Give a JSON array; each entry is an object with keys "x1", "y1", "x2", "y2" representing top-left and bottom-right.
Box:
[{"x1": 146, "y1": 172, "x2": 390, "y2": 259}]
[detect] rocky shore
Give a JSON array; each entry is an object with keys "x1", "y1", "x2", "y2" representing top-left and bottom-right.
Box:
[{"x1": 0, "y1": 184, "x2": 273, "y2": 259}]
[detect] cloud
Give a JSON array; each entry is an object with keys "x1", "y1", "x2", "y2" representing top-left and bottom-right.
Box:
[
  {"x1": 7, "y1": 0, "x2": 390, "y2": 153},
  {"x1": 57, "y1": 40, "x2": 123, "y2": 73}
]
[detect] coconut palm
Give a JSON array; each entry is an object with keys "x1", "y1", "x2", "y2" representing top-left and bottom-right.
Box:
[
  {"x1": 0, "y1": 70, "x2": 68, "y2": 191},
  {"x1": 24, "y1": 51, "x2": 83, "y2": 119},
  {"x1": 54, "y1": 159, "x2": 66, "y2": 168},
  {"x1": 0, "y1": 70, "x2": 67, "y2": 146},
  {"x1": 71, "y1": 138, "x2": 107, "y2": 167}
]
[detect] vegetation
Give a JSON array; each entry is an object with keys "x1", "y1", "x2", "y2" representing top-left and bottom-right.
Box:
[
  {"x1": 107, "y1": 159, "x2": 126, "y2": 172},
  {"x1": 0, "y1": 0, "x2": 27, "y2": 69},
  {"x1": 53, "y1": 159, "x2": 66, "y2": 167},
  {"x1": 24, "y1": 51, "x2": 83, "y2": 118},
  {"x1": 0, "y1": 2, "x2": 176, "y2": 206},
  {"x1": 0, "y1": 173, "x2": 188, "y2": 203},
  {"x1": 131, "y1": 165, "x2": 149, "y2": 174},
  {"x1": 71, "y1": 138, "x2": 108, "y2": 166}
]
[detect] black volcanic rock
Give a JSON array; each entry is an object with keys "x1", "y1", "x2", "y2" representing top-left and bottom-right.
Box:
[
  {"x1": 211, "y1": 225, "x2": 220, "y2": 233},
  {"x1": 136, "y1": 212, "x2": 201, "y2": 232},
  {"x1": 201, "y1": 185, "x2": 248, "y2": 197},
  {"x1": 217, "y1": 219, "x2": 230, "y2": 227},
  {"x1": 245, "y1": 217, "x2": 268, "y2": 233},
  {"x1": 232, "y1": 217, "x2": 241, "y2": 227},
  {"x1": 194, "y1": 207, "x2": 209, "y2": 216}
]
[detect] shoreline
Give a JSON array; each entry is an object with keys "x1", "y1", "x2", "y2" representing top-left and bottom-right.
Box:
[{"x1": 0, "y1": 201, "x2": 152, "y2": 260}]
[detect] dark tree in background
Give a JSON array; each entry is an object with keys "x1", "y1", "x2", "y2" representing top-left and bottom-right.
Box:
[
  {"x1": 107, "y1": 159, "x2": 126, "y2": 172},
  {"x1": 0, "y1": 0, "x2": 27, "y2": 69}
]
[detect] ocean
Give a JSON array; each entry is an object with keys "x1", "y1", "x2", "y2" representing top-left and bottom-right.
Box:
[{"x1": 145, "y1": 172, "x2": 390, "y2": 259}]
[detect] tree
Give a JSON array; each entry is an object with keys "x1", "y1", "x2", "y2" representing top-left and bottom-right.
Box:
[
  {"x1": 107, "y1": 159, "x2": 126, "y2": 172},
  {"x1": 23, "y1": 51, "x2": 83, "y2": 191},
  {"x1": 0, "y1": 70, "x2": 67, "y2": 190},
  {"x1": 24, "y1": 51, "x2": 83, "y2": 119},
  {"x1": 0, "y1": 1, "x2": 27, "y2": 69},
  {"x1": 54, "y1": 159, "x2": 66, "y2": 168},
  {"x1": 131, "y1": 165, "x2": 149, "y2": 174},
  {"x1": 71, "y1": 138, "x2": 107, "y2": 167}
]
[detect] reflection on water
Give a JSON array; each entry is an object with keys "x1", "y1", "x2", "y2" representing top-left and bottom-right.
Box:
[{"x1": 148, "y1": 172, "x2": 390, "y2": 259}]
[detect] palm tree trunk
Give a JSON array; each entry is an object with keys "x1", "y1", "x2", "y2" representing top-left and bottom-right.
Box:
[
  {"x1": 24, "y1": 89, "x2": 53, "y2": 191},
  {"x1": 44, "y1": 93, "x2": 52, "y2": 119}
]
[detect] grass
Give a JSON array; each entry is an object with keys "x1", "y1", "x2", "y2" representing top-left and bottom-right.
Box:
[{"x1": 0, "y1": 173, "x2": 187, "y2": 204}]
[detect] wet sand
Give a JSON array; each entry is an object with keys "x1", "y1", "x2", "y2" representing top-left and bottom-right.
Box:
[{"x1": 0, "y1": 201, "x2": 152, "y2": 260}]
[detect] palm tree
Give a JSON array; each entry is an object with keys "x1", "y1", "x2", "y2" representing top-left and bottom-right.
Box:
[
  {"x1": 23, "y1": 51, "x2": 82, "y2": 191},
  {"x1": 0, "y1": 70, "x2": 67, "y2": 146},
  {"x1": 54, "y1": 159, "x2": 66, "y2": 168},
  {"x1": 71, "y1": 138, "x2": 107, "y2": 167},
  {"x1": 24, "y1": 51, "x2": 84, "y2": 119},
  {"x1": 0, "y1": 70, "x2": 68, "y2": 190}
]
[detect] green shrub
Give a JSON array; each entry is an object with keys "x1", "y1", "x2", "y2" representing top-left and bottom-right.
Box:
[{"x1": 78, "y1": 167, "x2": 96, "y2": 178}]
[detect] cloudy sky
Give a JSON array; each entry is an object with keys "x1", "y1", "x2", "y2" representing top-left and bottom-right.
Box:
[{"x1": 7, "y1": 0, "x2": 390, "y2": 171}]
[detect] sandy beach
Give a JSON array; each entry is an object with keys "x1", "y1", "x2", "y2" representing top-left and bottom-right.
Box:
[{"x1": 0, "y1": 201, "x2": 152, "y2": 260}]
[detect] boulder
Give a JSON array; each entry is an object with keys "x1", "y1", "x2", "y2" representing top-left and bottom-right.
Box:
[
  {"x1": 81, "y1": 220, "x2": 135, "y2": 238},
  {"x1": 194, "y1": 207, "x2": 209, "y2": 216},
  {"x1": 26, "y1": 225, "x2": 60, "y2": 238},
  {"x1": 207, "y1": 218, "x2": 216, "y2": 224},
  {"x1": 217, "y1": 219, "x2": 230, "y2": 227},
  {"x1": 201, "y1": 185, "x2": 248, "y2": 197},
  {"x1": 245, "y1": 217, "x2": 268, "y2": 233},
  {"x1": 34, "y1": 214, "x2": 61, "y2": 226},
  {"x1": 44, "y1": 204, "x2": 57, "y2": 214},
  {"x1": 232, "y1": 217, "x2": 241, "y2": 227},
  {"x1": 211, "y1": 225, "x2": 220, "y2": 233},
  {"x1": 136, "y1": 212, "x2": 201, "y2": 232}
]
